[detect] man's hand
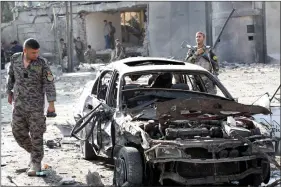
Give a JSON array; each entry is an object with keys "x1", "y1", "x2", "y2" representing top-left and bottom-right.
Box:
[
  {"x1": 8, "y1": 93, "x2": 13, "y2": 105},
  {"x1": 47, "y1": 101, "x2": 55, "y2": 113},
  {"x1": 197, "y1": 48, "x2": 204, "y2": 55}
]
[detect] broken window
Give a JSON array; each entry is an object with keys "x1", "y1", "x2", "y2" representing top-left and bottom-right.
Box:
[
  {"x1": 121, "y1": 71, "x2": 229, "y2": 109},
  {"x1": 92, "y1": 71, "x2": 113, "y2": 101},
  {"x1": 108, "y1": 73, "x2": 120, "y2": 108},
  {"x1": 120, "y1": 9, "x2": 146, "y2": 46}
]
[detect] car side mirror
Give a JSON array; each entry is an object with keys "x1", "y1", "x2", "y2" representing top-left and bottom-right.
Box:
[{"x1": 252, "y1": 93, "x2": 270, "y2": 110}]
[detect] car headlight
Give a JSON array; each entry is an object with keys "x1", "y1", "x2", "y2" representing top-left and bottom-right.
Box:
[{"x1": 155, "y1": 147, "x2": 182, "y2": 159}]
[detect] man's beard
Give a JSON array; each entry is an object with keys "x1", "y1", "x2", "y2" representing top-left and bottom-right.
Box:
[{"x1": 25, "y1": 54, "x2": 36, "y2": 61}]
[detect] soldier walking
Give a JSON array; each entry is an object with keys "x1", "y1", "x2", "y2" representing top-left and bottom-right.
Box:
[
  {"x1": 185, "y1": 31, "x2": 219, "y2": 94},
  {"x1": 6, "y1": 38, "x2": 56, "y2": 176}
]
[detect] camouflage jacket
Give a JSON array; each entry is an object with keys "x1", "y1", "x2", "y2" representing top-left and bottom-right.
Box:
[
  {"x1": 6, "y1": 52, "x2": 56, "y2": 111},
  {"x1": 185, "y1": 45, "x2": 219, "y2": 73}
]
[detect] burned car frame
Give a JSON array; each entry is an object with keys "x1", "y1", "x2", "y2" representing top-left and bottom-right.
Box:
[{"x1": 71, "y1": 57, "x2": 275, "y2": 186}]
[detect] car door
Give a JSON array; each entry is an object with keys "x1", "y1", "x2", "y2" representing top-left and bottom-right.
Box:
[{"x1": 87, "y1": 70, "x2": 118, "y2": 157}]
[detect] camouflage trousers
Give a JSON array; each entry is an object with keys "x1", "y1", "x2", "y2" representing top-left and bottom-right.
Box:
[
  {"x1": 203, "y1": 77, "x2": 217, "y2": 95},
  {"x1": 11, "y1": 106, "x2": 46, "y2": 164}
]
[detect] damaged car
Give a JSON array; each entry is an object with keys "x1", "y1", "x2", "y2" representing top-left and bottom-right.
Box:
[
  {"x1": 251, "y1": 85, "x2": 280, "y2": 154},
  {"x1": 71, "y1": 57, "x2": 275, "y2": 186}
]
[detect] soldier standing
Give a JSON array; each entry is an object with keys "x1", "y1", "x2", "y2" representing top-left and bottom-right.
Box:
[
  {"x1": 185, "y1": 31, "x2": 219, "y2": 94},
  {"x1": 6, "y1": 38, "x2": 56, "y2": 176},
  {"x1": 84, "y1": 45, "x2": 96, "y2": 64},
  {"x1": 74, "y1": 37, "x2": 85, "y2": 65}
]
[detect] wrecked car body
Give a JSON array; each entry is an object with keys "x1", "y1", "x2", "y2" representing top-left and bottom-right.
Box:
[
  {"x1": 251, "y1": 85, "x2": 280, "y2": 154},
  {"x1": 71, "y1": 57, "x2": 275, "y2": 186}
]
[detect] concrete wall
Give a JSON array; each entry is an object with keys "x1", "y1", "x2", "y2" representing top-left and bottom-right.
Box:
[
  {"x1": 148, "y1": 2, "x2": 206, "y2": 59},
  {"x1": 1, "y1": 14, "x2": 55, "y2": 54},
  {"x1": 265, "y1": 2, "x2": 280, "y2": 62},
  {"x1": 212, "y1": 2, "x2": 265, "y2": 63},
  {"x1": 85, "y1": 12, "x2": 121, "y2": 50}
]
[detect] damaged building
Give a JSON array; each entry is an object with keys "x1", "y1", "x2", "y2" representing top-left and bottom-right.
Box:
[
  {"x1": 1, "y1": 1, "x2": 280, "y2": 64},
  {"x1": 148, "y1": 1, "x2": 280, "y2": 63},
  {"x1": 1, "y1": 1, "x2": 148, "y2": 64}
]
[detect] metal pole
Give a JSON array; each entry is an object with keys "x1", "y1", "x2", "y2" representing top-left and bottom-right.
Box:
[
  {"x1": 69, "y1": 1, "x2": 73, "y2": 72},
  {"x1": 262, "y1": 2, "x2": 267, "y2": 64},
  {"x1": 0, "y1": 0, "x2": 2, "y2": 129},
  {"x1": 53, "y1": 7, "x2": 61, "y2": 66},
  {"x1": 65, "y1": 1, "x2": 71, "y2": 73}
]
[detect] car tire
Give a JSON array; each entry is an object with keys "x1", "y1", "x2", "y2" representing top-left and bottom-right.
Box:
[
  {"x1": 113, "y1": 147, "x2": 143, "y2": 187},
  {"x1": 263, "y1": 160, "x2": 271, "y2": 184},
  {"x1": 239, "y1": 174, "x2": 263, "y2": 187},
  {"x1": 80, "y1": 128, "x2": 98, "y2": 160}
]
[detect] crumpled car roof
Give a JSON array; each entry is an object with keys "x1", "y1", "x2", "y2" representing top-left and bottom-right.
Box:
[{"x1": 106, "y1": 57, "x2": 208, "y2": 75}]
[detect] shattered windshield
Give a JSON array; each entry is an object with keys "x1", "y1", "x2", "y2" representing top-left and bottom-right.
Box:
[{"x1": 121, "y1": 70, "x2": 230, "y2": 111}]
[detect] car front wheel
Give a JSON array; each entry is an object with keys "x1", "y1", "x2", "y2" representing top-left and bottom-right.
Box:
[
  {"x1": 80, "y1": 128, "x2": 98, "y2": 160},
  {"x1": 113, "y1": 147, "x2": 143, "y2": 187}
]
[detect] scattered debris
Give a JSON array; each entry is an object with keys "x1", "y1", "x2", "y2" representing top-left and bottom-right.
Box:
[
  {"x1": 7, "y1": 176, "x2": 18, "y2": 186},
  {"x1": 15, "y1": 168, "x2": 29, "y2": 173},
  {"x1": 45, "y1": 138, "x2": 62, "y2": 148},
  {"x1": 57, "y1": 177, "x2": 76, "y2": 185},
  {"x1": 86, "y1": 170, "x2": 104, "y2": 187}
]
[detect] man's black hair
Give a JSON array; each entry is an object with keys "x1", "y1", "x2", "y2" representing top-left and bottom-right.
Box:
[
  {"x1": 104, "y1": 20, "x2": 107, "y2": 22},
  {"x1": 77, "y1": 37, "x2": 80, "y2": 39},
  {"x1": 60, "y1": 38, "x2": 64, "y2": 42},
  {"x1": 23, "y1": 38, "x2": 40, "y2": 49},
  {"x1": 88, "y1": 45, "x2": 91, "y2": 49}
]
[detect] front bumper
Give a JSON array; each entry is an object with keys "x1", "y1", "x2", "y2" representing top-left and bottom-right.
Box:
[
  {"x1": 159, "y1": 168, "x2": 262, "y2": 185},
  {"x1": 144, "y1": 139, "x2": 271, "y2": 185}
]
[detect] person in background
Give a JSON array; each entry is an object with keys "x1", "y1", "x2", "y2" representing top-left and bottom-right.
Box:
[
  {"x1": 110, "y1": 39, "x2": 126, "y2": 62},
  {"x1": 103, "y1": 20, "x2": 111, "y2": 49},
  {"x1": 185, "y1": 31, "x2": 219, "y2": 94},
  {"x1": 74, "y1": 37, "x2": 85, "y2": 65},
  {"x1": 84, "y1": 45, "x2": 96, "y2": 64},
  {"x1": 108, "y1": 21, "x2": 116, "y2": 49},
  {"x1": 10, "y1": 40, "x2": 23, "y2": 54},
  {"x1": 59, "y1": 38, "x2": 67, "y2": 60}
]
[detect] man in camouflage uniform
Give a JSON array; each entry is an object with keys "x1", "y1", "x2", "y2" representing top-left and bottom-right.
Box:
[
  {"x1": 74, "y1": 37, "x2": 85, "y2": 65},
  {"x1": 185, "y1": 31, "x2": 219, "y2": 94},
  {"x1": 110, "y1": 39, "x2": 126, "y2": 62},
  {"x1": 84, "y1": 45, "x2": 96, "y2": 64},
  {"x1": 6, "y1": 38, "x2": 56, "y2": 176}
]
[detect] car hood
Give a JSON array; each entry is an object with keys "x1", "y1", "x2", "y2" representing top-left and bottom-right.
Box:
[{"x1": 156, "y1": 97, "x2": 271, "y2": 121}]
